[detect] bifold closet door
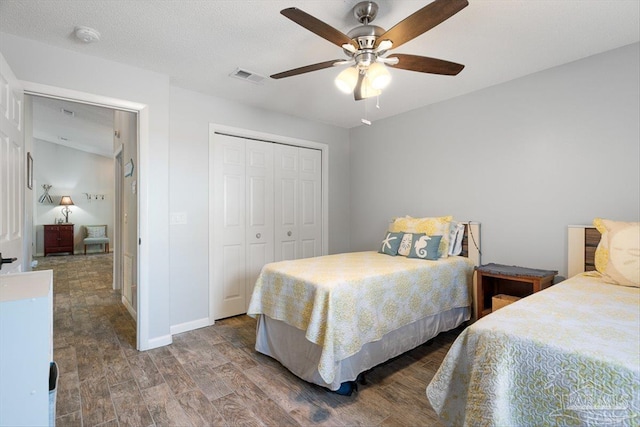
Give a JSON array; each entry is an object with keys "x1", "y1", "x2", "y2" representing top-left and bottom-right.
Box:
[
  {"x1": 244, "y1": 140, "x2": 274, "y2": 309},
  {"x1": 212, "y1": 134, "x2": 247, "y2": 319},
  {"x1": 212, "y1": 135, "x2": 274, "y2": 319},
  {"x1": 274, "y1": 144, "x2": 322, "y2": 261},
  {"x1": 212, "y1": 134, "x2": 321, "y2": 319}
]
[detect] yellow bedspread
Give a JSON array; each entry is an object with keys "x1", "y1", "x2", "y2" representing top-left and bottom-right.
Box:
[
  {"x1": 247, "y1": 251, "x2": 474, "y2": 384},
  {"x1": 427, "y1": 272, "x2": 640, "y2": 426}
]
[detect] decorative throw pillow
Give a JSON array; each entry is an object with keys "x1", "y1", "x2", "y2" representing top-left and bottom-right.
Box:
[
  {"x1": 87, "y1": 226, "x2": 106, "y2": 238},
  {"x1": 408, "y1": 234, "x2": 443, "y2": 260},
  {"x1": 593, "y1": 218, "x2": 639, "y2": 287},
  {"x1": 389, "y1": 215, "x2": 453, "y2": 258},
  {"x1": 398, "y1": 233, "x2": 413, "y2": 256},
  {"x1": 379, "y1": 232, "x2": 403, "y2": 256},
  {"x1": 448, "y1": 221, "x2": 465, "y2": 256}
]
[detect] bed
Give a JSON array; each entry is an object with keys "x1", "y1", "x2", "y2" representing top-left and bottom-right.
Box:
[
  {"x1": 426, "y1": 220, "x2": 640, "y2": 426},
  {"x1": 247, "y1": 218, "x2": 481, "y2": 393}
]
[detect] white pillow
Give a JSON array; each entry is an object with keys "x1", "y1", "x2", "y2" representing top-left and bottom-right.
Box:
[
  {"x1": 448, "y1": 222, "x2": 465, "y2": 256},
  {"x1": 398, "y1": 233, "x2": 412, "y2": 256}
]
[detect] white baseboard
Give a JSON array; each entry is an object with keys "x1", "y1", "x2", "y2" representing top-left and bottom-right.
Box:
[
  {"x1": 146, "y1": 334, "x2": 173, "y2": 350},
  {"x1": 170, "y1": 317, "x2": 212, "y2": 335}
]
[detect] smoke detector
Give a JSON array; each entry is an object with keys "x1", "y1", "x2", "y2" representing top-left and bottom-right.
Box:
[{"x1": 74, "y1": 26, "x2": 101, "y2": 43}]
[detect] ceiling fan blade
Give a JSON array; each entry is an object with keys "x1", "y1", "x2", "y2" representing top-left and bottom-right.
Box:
[
  {"x1": 270, "y1": 59, "x2": 343, "y2": 79},
  {"x1": 376, "y1": 0, "x2": 468, "y2": 49},
  {"x1": 387, "y1": 54, "x2": 464, "y2": 75},
  {"x1": 281, "y1": 8, "x2": 357, "y2": 50}
]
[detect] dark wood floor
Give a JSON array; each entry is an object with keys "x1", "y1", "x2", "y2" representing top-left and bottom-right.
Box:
[{"x1": 37, "y1": 253, "x2": 461, "y2": 426}]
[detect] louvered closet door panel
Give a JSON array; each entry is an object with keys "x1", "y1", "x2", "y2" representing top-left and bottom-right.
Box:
[
  {"x1": 274, "y1": 144, "x2": 299, "y2": 261},
  {"x1": 298, "y1": 148, "x2": 322, "y2": 259},
  {"x1": 212, "y1": 134, "x2": 247, "y2": 319},
  {"x1": 245, "y1": 140, "x2": 274, "y2": 309}
]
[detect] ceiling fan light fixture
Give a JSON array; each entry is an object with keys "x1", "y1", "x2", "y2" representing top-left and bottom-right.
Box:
[
  {"x1": 367, "y1": 62, "x2": 391, "y2": 90},
  {"x1": 360, "y1": 75, "x2": 382, "y2": 99},
  {"x1": 335, "y1": 67, "x2": 359, "y2": 94}
]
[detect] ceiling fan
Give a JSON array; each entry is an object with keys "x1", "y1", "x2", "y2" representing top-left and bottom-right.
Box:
[{"x1": 271, "y1": 0, "x2": 469, "y2": 101}]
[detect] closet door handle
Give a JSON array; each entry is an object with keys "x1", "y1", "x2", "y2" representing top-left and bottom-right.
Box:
[
  {"x1": 287, "y1": 231, "x2": 292, "y2": 237},
  {"x1": 256, "y1": 233, "x2": 261, "y2": 239}
]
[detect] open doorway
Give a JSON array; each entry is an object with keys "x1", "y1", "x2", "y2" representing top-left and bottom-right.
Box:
[{"x1": 28, "y1": 94, "x2": 139, "y2": 325}]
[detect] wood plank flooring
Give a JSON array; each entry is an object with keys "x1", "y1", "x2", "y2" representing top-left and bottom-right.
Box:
[{"x1": 36, "y1": 254, "x2": 462, "y2": 426}]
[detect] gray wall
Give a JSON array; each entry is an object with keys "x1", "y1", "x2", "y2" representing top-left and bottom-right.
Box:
[
  {"x1": 1, "y1": 32, "x2": 172, "y2": 348},
  {"x1": 168, "y1": 86, "x2": 351, "y2": 329},
  {"x1": 32, "y1": 139, "x2": 115, "y2": 256},
  {"x1": 3, "y1": 29, "x2": 638, "y2": 341},
  {"x1": 0, "y1": 32, "x2": 351, "y2": 345},
  {"x1": 349, "y1": 43, "x2": 640, "y2": 278}
]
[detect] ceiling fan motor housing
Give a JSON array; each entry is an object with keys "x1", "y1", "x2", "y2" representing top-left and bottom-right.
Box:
[
  {"x1": 347, "y1": 25, "x2": 384, "y2": 48},
  {"x1": 353, "y1": 1, "x2": 379, "y2": 24}
]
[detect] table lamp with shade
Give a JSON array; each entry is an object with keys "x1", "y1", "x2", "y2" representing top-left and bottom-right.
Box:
[{"x1": 59, "y1": 196, "x2": 74, "y2": 223}]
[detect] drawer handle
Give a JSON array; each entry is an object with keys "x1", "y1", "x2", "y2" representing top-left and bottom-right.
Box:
[
  {"x1": 287, "y1": 231, "x2": 292, "y2": 237},
  {"x1": 256, "y1": 233, "x2": 261, "y2": 239}
]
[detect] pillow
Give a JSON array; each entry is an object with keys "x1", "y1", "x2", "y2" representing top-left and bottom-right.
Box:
[
  {"x1": 593, "y1": 218, "x2": 639, "y2": 287},
  {"x1": 389, "y1": 215, "x2": 452, "y2": 258},
  {"x1": 408, "y1": 234, "x2": 443, "y2": 260},
  {"x1": 379, "y1": 232, "x2": 403, "y2": 256},
  {"x1": 398, "y1": 233, "x2": 413, "y2": 256},
  {"x1": 448, "y1": 221, "x2": 465, "y2": 256},
  {"x1": 86, "y1": 226, "x2": 106, "y2": 238}
]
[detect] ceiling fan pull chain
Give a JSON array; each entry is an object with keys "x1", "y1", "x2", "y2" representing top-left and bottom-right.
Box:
[{"x1": 361, "y1": 99, "x2": 372, "y2": 125}]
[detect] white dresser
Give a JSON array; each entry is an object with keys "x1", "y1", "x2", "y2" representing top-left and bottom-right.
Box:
[{"x1": 0, "y1": 270, "x2": 53, "y2": 426}]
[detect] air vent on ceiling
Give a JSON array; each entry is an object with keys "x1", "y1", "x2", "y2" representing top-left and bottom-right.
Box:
[
  {"x1": 60, "y1": 108, "x2": 75, "y2": 117},
  {"x1": 229, "y1": 68, "x2": 265, "y2": 85}
]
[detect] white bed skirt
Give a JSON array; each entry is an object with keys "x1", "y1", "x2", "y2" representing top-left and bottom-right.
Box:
[{"x1": 255, "y1": 306, "x2": 470, "y2": 391}]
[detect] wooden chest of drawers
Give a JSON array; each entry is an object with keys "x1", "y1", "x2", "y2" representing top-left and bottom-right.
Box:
[{"x1": 44, "y1": 224, "x2": 74, "y2": 256}]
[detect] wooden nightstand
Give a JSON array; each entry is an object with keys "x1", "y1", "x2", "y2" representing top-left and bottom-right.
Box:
[
  {"x1": 475, "y1": 263, "x2": 557, "y2": 319},
  {"x1": 44, "y1": 224, "x2": 74, "y2": 256}
]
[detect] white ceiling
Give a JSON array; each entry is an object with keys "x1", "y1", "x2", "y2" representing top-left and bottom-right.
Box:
[
  {"x1": 31, "y1": 96, "x2": 114, "y2": 157},
  {"x1": 1, "y1": 0, "x2": 639, "y2": 129}
]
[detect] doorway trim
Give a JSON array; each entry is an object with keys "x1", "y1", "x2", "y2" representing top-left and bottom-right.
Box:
[
  {"x1": 114, "y1": 145, "x2": 124, "y2": 293},
  {"x1": 22, "y1": 80, "x2": 149, "y2": 351}
]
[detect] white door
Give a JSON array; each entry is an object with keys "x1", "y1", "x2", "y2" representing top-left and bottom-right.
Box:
[
  {"x1": 211, "y1": 134, "x2": 323, "y2": 319},
  {"x1": 274, "y1": 144, "x2": 299, "y2": 261},
  {"x1": 298, "y1": 147, "x2": 322, "y2": 259},
  {"x1": 212, "y1": 134, "x2": 247, "y2": 319},
  {"x1": 0, "y1": 52, "x2": 24, "y2": 275},
  {"x1": 245, "y1": 140, "x2": 273, "y2": 310},
  {"x1": 274, "y1": 145, "x2": 322, "y2": 261}
]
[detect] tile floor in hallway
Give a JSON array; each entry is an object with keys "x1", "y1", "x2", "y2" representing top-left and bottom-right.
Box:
[{"x1": 36, "y1": 253, "x2": 460, "y2": 427}]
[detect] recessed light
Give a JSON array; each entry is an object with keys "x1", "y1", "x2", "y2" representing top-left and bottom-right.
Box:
[{"x1": 74, "y1": 26, "x2": 101, "y2": 43}]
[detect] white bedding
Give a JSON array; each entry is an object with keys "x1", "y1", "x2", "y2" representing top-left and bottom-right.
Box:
[{"x1": 248, "y1": 251, "x2": 475, "y2": 388}]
